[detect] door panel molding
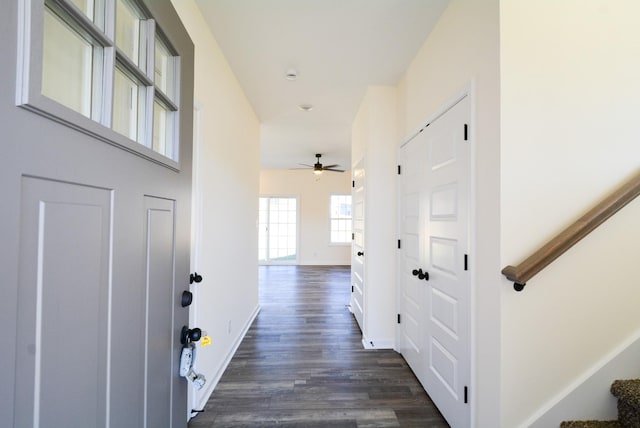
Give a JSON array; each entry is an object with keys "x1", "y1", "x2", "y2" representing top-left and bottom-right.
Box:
[
  {"x1": 143, "y1": 196, "x2": 176, "y2": 427},
  {"x1": 15, "y1": 176, "x2": 113, "y2": 428}
]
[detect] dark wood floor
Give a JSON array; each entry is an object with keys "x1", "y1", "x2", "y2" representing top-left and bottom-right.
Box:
[{"x1": 188, "y1": 265, "x2": 449, "y2": 427}]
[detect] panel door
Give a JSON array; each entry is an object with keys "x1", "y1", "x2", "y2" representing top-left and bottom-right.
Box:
[
  {"x1": 398, "y1": 133, "x2": 428, "y2": 384},
  {"x1": 351, "y1": 159, "x2": 365, "y2": 332},
  {"x1": 1, "y1": 1, "x2": 194, "y2": 427},
  {"x1": 398, "y1": 96, "x2": 471, "y2": 428},
  {"x1": 423, "y1": 96, "x2": 471, "y2": 428}
]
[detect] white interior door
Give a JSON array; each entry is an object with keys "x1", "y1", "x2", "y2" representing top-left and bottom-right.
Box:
[
  {"x1": 423, "y1": 96, "x2": 470, "y2": 428},
  {"x1": 399, "y1": 96, "x2": 471, "y2": 428},
  {"x1": 351, "y1": 160, "x2": 365, "y2": 332},
  {"x1": 399, "y1": 134, "x2": 429, "y2": 384}
]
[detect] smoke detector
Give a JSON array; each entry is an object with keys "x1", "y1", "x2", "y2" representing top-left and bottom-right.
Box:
[{"x1": 285, "y1": 69, "x2": 298, "y2": 81}]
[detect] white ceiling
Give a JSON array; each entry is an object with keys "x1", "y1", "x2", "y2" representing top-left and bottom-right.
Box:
[{"x1": 194, "y1": 0, "x2": 449, "y2": 170}]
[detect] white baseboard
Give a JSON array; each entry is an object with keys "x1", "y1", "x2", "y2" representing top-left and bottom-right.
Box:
[
  {"x1": 361, "y1": 335, "x2": 395, "y2": 350},
  {"x1": 298, "y1": 261, "x2": 351, "y2": 266},
  {"x1": 189, "y1": 304, "x2": 261, "y2": 419}
]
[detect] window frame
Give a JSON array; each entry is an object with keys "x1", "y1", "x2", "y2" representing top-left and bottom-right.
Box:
[
  {"x1": 16, "y1": 0, "x2": 181, "y2": 170},
  {"x1": 329, "y1": 193, "x2": 353, "y2": 245}
]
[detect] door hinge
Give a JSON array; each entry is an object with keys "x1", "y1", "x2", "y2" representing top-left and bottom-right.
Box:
[
  {"x1": 352, "y1": 180, "x2": 355, "y2": 188},
  {"x1": 464, "y1": 254, "x2": 468, "y2": 271},
  {"x1": 397, "y1": 239, "x2": 401, "y2": 249},
  {"x1": 464, "y1": 124, "x2": 468, "y2": 141},
  {"x1": 397, "y1": 314, "x2": 401, "y2": 324},
  {"x1": 397, "y1": 165, "x2": 401, "y2": 175},
  {"x1": 351, "y1": 285, "x2": 354, "y2": 293},
  {"x1": 352, "y1": 232, "x2": 355, "y2": 240},
  {"x1": 464, "y1": 386, "x2": 469, "y2": 403}
]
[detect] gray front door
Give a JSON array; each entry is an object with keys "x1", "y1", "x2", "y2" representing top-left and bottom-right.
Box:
[{"x1": 0, "y1": 1, "x2": 194, "y2": 427}]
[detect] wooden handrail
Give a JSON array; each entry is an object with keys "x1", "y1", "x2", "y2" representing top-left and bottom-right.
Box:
[{"x1": 502, "y1": 169, "x2": 640, "y2": 291}]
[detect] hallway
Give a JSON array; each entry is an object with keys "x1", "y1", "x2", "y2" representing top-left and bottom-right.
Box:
[{"x1": 188, "y1": 265, "x2": 449, "y2": 427}]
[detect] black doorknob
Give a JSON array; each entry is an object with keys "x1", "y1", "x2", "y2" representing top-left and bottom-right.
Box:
[
  {"x1": 357, "y1": 251, "x2": 364, "y2": 256},
  {"x1": 190, "y1": 272, "x2": 203, "y2": 284},
  {"x1": 181, "y1": 326, "x2": 202, "y2": 344},
  {"x1": 412, "y1": 268, "x2": 429, "y2": 281}
]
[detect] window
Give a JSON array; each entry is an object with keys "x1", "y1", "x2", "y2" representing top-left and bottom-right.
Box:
[
  {"x1": 330, "y1": 194, "x2": 352, "y2": 244},
  {"x1": 18, "y1": 0, "x2": 180, "y2": 165}
]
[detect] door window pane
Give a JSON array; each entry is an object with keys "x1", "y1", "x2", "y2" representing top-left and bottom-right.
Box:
[
  {"x1": 69, "y1": 0, "x2": 97, "y2": 24},
  {"x1": 155, "y1": 37, "x2": 175, "y2": 100},
  {"x1": 116, "y1": 0, "x2": 143, "y2": 67},
  {"x1": 113, "y1": 67, "x2": 144, "y2": 141},
  {"x1": 42, "y1": 7, "x2": 95, "y2": 118},
  {"x1": 153, "y1": 101, "x2": 174, "y2": 159}
]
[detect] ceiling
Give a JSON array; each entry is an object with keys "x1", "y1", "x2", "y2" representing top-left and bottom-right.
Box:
[{"x1": 194, "y1": 0, "x2": 449, "y2": 170}]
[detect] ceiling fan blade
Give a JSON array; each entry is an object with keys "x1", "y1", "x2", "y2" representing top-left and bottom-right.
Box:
[
  {"x1": 324, "y1": 168, "x2": 345, "y2": 173},
  {"x1": 323, "y1": 164, "x2": 339, "y2": 169},
  {"x1": 298, "y1": 163, "x2": 314, "y2": 167},
  {"x1": 289, "y1": 167, "x2": 312, "y2": 170}
]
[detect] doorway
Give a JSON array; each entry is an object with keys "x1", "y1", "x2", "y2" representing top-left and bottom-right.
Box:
[{"x1": 258, "y1": 196, "x2": 299, "y2": 264}]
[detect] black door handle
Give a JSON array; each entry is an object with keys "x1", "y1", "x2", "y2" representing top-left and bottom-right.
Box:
[
  {"x1": 412, "y1": 268, "x2": 430, "y2": 281},
  {"x1": 181, "y1": 326, "x2": 202, "y2": 344},
  {"x1": 357, "y1": 251, "x2": 364, "y2": 256}
]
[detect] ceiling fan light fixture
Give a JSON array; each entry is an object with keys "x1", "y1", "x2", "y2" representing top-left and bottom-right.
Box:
[
  {"x1": 298, "y1": 104, "x2": 313, "y2": 112},
  {"x1": 291, "y1": 154, "x2": 343, "y2": 174}
]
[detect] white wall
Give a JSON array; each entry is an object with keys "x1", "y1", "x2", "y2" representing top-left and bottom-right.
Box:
[
  {"x1": 171, "y1": 0, "x2": 261, "y2": 414},
  {"x1": 351, "y1": 86, "x2": 398, "y2": 348},
  {"x1": 260, "y1": 169, "x2": 352, "y2": 266},
  {"x1": 397, "y1": 0, "x2": 501, "y2": 425},
  {"x1": 500, "y1": 1, "x2": 640, "y2": 426}
]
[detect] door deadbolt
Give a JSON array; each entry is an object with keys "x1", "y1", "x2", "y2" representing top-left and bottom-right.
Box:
[{"x1": 181, "y1": 291, "x2": 193, "y2": 307}]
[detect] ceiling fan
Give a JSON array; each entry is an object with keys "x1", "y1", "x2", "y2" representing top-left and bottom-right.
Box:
[{"x1": 293, "y1": 154, "x2": 345, "y2": 175}]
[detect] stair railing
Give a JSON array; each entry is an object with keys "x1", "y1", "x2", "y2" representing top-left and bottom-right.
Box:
[{"x1": 502, "y1": 169, "x2": 640, "y2": 291}]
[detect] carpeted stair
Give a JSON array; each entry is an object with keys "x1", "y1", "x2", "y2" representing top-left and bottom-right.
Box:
[{"x1": 560, "y1": 379, "x2": 640, "y2": 428}]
